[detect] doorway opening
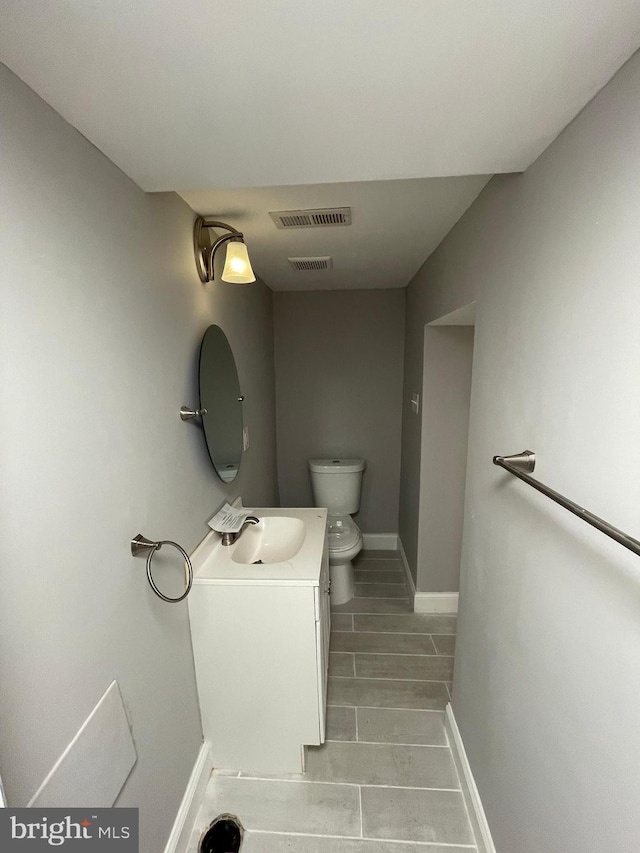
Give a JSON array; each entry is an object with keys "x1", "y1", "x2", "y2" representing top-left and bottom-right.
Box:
[{"x1": 414, "y1": 302, "x2": 475, "y2": 613}]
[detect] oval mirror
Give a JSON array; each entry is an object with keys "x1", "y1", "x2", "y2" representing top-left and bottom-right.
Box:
[{"x1": 199, "y1": 325, "x2": 243, "y2": 483}]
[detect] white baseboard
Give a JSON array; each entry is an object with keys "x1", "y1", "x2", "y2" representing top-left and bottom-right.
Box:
[
  {"x1": 414, "y1": 592, "x2": 459, "y2": 613},
  {"x1": 398, "y1": 538, "x2": 416, "y2": 609},
  {"x1": 362, "y1": 533, "x2": 398, "y2": 550},
  {"x1": 163, "y1": 742, "x2": 213, "y2": 853},
  {"x1": 397, "y1": 540, "x2": 457, "y2": 614},
  {"x1": 445, "y1": 704, "x2": 496, "y2": 853}
]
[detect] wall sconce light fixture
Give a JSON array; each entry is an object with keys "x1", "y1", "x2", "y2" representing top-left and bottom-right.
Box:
[{"x1": 194, "y1": 217, "x2": 256, "y2": 284}]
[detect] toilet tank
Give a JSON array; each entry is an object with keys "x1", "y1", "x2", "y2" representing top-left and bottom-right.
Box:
[{"x1": 308, "y1": 458, "x2": 366, "y2": 515}]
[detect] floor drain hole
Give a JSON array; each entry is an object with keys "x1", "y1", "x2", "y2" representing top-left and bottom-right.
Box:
[{"x1": 199, "y1": 814, "x2": 244, "y2": 853}]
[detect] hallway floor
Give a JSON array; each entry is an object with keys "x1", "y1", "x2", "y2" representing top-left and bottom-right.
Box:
[{"x1": 187, "y1": 550, "x2": 477, "y2": 852}]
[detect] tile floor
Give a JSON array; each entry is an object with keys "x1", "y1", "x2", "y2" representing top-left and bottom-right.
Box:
[{"x1": 187, "y1": 549, "x2": 477, "y2": 852}]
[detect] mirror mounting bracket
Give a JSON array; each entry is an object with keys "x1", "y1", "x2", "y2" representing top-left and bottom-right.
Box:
[{"x1": 180, "y1": 405, "x2": 208, "y2": 421}]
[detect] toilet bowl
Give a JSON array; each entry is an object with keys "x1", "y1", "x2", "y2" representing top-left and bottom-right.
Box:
[
  {"x1": 327, "y1": 515, "x2": 363, "y2": 605},
  {"x1": 308, "y1": 458, "x2": 366, "y2": 606}
]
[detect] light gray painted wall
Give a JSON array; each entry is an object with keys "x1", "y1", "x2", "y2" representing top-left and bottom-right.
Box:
[
  {"x1": 401, "y1": 50, "x2": 640, "y2": 853},
  {"x1": 274, "y1": 289, "x2": 405, "y2": 533},
  {"x1": 417, "y1": 327, "x2": 474, "y2": 592},
  {"x1": 0, "y1": 65, "x2": 277, "y2": 852},
  {"x1": 399, "y1": 215, "x2": 494, "y2": 581},
  {"x1": 399, "y1": 325, "x2": 422, "y2": 577}
]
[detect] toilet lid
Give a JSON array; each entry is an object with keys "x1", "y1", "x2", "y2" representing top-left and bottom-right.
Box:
[{"x1": 327, "y1": 516, "x2": 361, "y2": 552}]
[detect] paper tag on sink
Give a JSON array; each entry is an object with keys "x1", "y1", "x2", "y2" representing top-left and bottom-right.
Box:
[{"x1": 207, "y1": 502, "x2": 254, "y2": 534}]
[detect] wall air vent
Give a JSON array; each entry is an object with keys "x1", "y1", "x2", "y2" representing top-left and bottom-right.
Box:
[
  {"x1": 270, "y1": 207, "x2": 351, "y2": 229},
  {"x1": 288, "y1": 256, "x2": 333, "y2": 272}
]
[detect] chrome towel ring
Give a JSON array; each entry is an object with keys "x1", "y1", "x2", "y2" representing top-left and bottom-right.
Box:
[{"x1": 131, "y1": 534, "x2": 193, "y2": 602}]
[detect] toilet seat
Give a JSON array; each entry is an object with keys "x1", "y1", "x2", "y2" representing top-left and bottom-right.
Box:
[
  {"x1": 327, "y1": 516, "x2": 361, "y2": 552},
  {"x1": 326, "y1": 516, "x2": 361, "y2": 605}
]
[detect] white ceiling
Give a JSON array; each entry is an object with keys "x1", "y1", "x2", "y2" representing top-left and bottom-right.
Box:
[
  {"x1": 2, "y1": 1, "x2": 640, "y2": 291},
  {"x1": 181, "y1": 177, "x2": 489, "y2": 290}
]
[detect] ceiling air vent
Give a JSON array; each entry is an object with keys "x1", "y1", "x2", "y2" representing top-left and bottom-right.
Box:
[
  {"x1": 288, "y1": 256, "x2": 333, "y2": 272},
  {"x1": 270, "y1": 207, "x2": 351, "y2": 229}
]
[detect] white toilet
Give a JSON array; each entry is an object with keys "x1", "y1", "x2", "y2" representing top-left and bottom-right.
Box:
[{"x1": 308, "y1": 458, "x2": 366, "y2": 605}]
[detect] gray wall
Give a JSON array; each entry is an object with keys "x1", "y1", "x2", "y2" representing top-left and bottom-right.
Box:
[
  {"x1": 274, "y1": 289, "x2": 405, "y2": 533},
  {"x1": 400, "y1": 50, "x2": 640, "y2": 853},
  {"x1": 417, "y1": 326, "x2": 474, "y2": 592},
  {"x1": 0, "y1": 65, "x2": 277, "y2": 852}
]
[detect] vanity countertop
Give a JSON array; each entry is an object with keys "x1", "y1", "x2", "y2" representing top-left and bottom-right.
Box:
[{"x1": 190, "y1": 507, "x2": 328, "y2": 586}]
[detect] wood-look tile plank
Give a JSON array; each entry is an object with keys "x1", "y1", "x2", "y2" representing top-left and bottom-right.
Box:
[
  {"x1": 432, "y1": 634, "x2": 456, "y2": 655},
  {"x1": 330, "y1": 652, "x2": 356, "y2": 677},
  {"x1": 355, "y1": 653, "x2": 454, "y2": 682},
  {"x1": 361, "y1": 786, "x2": 475, "y2": 845},
  {"x1": 327, "y1": 677, "x2": 449, "y2": 710},
  {"x1": 241, "y1": 833, "x2": 475, "y2": 852},
  {"x1": 354, "y1": 614, "x2": 456, "y2": 634},
  {"x1": 354, "y1": 583, "x2": 408, "y2": 599},
  {"x1": 332, "y1": 598, "x2": 412, "y2": 615},
  {"x1": 332, "y1": 631, "x2": 437, "y2": 655},
  {"x1": 356, "y1": 708, "x2": 447, "y2": 746},
  {"x1": 305, "y1": 740, "x2": 458, "y2": 788},
  {"x1": 201, "y1": 776, "x2": 360, "y2": 837}
]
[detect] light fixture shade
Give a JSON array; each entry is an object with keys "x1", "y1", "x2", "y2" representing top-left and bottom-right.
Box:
[{"x1": 222, "y1": 240, "x2": 256, "y2": 284}]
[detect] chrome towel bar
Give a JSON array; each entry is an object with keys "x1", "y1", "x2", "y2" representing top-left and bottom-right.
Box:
[{"x1": 493, "y1": 451, "x2": 640, "y2": 558}]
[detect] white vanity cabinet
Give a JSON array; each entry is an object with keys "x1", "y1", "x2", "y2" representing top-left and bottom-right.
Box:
[{"x1": 188, "y1": 508, "x2": 330, "y2": 773}]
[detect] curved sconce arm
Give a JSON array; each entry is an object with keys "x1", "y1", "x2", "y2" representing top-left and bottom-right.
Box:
[{"x1": 194, "y1": 217, "x2": 255, "y2": 284}]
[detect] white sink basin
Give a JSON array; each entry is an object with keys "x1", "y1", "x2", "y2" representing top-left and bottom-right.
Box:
[
  {"x1": 190, "y1": 507, "x2": 327, "y2": 584},
  {"x1": 231, "y1": 516, "x2": 306, "y2": 565}
]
